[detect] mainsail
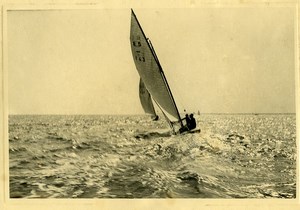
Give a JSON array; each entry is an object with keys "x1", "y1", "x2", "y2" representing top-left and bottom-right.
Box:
[
  {"x1": 139, "y1": 78, "x2": 158, "y2": 120},
  {"x1": 130, "y1": 9, "x2": 183, "y2": 128}
]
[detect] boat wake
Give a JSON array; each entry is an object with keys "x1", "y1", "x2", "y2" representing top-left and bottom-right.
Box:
[{"x1": 134, "y1": 129, "x2": 173, "y2": 139}]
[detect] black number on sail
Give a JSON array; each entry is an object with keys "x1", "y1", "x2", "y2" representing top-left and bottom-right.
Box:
[
  {"x1": 139, "y1": 57, "x2": 145, "y2": 62},
  {"x1": 135, "y1": 55, "x2": 145, "y2": 62},
  {"x1": 133, "y1": 41, "x2": 141, "y2": 47},
  {"x1": 135, "y1": 50, "x2": 145, "y2": 62}
]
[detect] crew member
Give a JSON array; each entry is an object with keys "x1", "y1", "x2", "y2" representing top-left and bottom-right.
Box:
[
  {"x1": 188, "y1": 114, "x2": 196, "y2": 130},
  {"x1": 179, "y1": 114, "x2": 191, "y2": 133}
]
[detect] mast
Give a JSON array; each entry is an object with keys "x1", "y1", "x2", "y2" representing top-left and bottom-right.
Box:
[{"x1": 147, "y1": 39, "x2": 184, "y2": 128}]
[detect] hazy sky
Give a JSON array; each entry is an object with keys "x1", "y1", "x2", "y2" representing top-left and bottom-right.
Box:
[{"x1": 7, "y1": 7, "x2": 296, "y2": 114}]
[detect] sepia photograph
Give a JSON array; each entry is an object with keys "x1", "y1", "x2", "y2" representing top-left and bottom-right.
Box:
[{"x1": 2, "y1": 1, "x2": 298, "y2": 205}]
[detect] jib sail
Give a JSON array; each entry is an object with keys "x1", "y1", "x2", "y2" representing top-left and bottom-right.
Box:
[{"x1": 139, "y1": 78, "x2": 158, "y2": 120}]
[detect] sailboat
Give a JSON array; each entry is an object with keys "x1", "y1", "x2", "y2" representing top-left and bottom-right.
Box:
[{"x1": 130, "y1": 9, "x2": 200, "y2": 134}]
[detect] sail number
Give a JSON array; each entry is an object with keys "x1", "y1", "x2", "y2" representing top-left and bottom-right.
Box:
[
  {"x1": 135, "y1": 54, "x2": 145, "y2": 62},
  {"x1": 133, "y1": 41, "x2": 141, "y2": 47},
  {"x1": 132, "y1": 37, "x2": 146, "y2": 62},
  {"x1": 133, "y1": 41, "x2": 146, "y2": 62}
]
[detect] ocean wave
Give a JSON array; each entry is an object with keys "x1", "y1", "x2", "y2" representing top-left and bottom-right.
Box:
[
  {"x1": 9, "y1": 146, "x2": 28, "y2": 153},
  {"x1": 8, "y1": 114, "x2": 296, "y2": 198}
]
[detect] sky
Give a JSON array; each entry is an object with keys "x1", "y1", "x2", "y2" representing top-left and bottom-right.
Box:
[{"x1": 7, "y1": 7, "x2": 296, "y2": 115}]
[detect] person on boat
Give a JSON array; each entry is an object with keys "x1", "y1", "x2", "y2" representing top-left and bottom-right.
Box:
[
  {"x1": 179, "y1": 114, "x2": 191, "y2": 133},
  {"x1": 183, "y1": 114, "x2": 191, "y2": 127},
  {"x1": 188, "y1": 114, "x2": 196, "y2": 130}
]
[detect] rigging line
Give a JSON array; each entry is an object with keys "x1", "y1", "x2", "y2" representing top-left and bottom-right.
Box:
[
  {"x1": 169, "y1": 75, "x2": 187, "y2": 113},
  {"x1": 172, "y1": 55, "x2": 191, "y2": 114}
]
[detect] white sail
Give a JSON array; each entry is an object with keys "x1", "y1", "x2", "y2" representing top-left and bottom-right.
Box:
[{"x1": 130, "y1": 9, "x2": 182, "y2": 126}]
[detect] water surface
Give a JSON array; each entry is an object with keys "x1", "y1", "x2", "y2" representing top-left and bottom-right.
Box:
[{"x1": 9, "y1": 114, "x2": 296, "y2": 198}]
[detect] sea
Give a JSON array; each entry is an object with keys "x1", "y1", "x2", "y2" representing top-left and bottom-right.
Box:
[{"x1": 9, "y1": 114, "x2": 296, "y2": 198}]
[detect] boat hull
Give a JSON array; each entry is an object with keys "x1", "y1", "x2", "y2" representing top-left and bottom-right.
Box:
[{"x1": 180, "y1": 128, "x2": 201, "y2": 134}]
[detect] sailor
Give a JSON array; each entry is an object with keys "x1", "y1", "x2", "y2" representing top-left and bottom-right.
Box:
[
  {"x1": 188, "y1": 114, "x2": 196, "y2": 130},
  {"x1": 183, "y1": 114, "x2": 191, "y2": 127},
  {"x1": 179, "y1": 114, "x2": 190, "y2": 133}
]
